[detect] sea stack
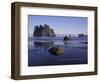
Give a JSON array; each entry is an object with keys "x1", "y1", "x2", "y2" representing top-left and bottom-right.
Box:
[
  {"x1": 63, "y1": 35, "x2": 69, "y2": 41},
  {"x1": 33, "y1": 24, "x2": 56, "y2": 37}
]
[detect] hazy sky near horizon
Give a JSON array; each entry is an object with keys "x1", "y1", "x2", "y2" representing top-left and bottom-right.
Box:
[{"x1": 28, "y1": 15, "x2": 88, "y2": 36}]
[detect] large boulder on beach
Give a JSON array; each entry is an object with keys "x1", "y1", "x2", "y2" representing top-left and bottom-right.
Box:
[{"x1": 48, "y1": 47, "x2": 64, "y2": 56}]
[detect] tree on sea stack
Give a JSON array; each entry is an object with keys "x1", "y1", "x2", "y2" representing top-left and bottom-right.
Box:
[{"x1": 33, "y1": 24, "x2": 56, "y2": 37}]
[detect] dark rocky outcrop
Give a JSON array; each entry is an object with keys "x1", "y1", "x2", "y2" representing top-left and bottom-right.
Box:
[
  {"x1": 33, "y1": 24, "x2": 56, "y2": 37},
  {"x1": 48, "y1": 47, "x2": 64, "y2": 56},
  {"x1": 78, "y1": 34, "x2": 87, "y2": 38},
  {"x1": 63, "y1": 35, "x2": 70, "y2": 41},
  {"x1": 80, "y1": 41, "x2": 88, "y2": 44}
]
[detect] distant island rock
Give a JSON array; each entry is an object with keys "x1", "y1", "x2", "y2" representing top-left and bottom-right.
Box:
[
  {"x1": 63, "y1": 35, "x2": 70, "y2": 41},
  {"x1": 78, "y1": 34, "x2": 87, "y2": 38},
  {"x1": 33, "y1": 24, "x2": 56, "y2": 37}
]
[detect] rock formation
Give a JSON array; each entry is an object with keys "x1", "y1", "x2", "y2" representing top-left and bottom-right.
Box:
[
  {"x1": 48, "y1": 47, "x2": 64, "y2": 56},
  {"x1": 78, "y1": 34, "x2": 87, "y2": 38},
  {"x1": 33, "y1": 24, "x2": 56, "y2": 37},
  {"x1": 63, "y1": 35, "x2": 70, "y2": 41}
]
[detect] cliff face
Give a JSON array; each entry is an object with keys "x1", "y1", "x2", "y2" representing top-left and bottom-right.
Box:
[{"x1": 33, "y1": 24, "x2": 56, "y2": 37}]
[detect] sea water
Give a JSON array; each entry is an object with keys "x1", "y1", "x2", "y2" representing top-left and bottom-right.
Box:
[{"x1": 28, "y1": 36, "x2": 88, "y2": 66}]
